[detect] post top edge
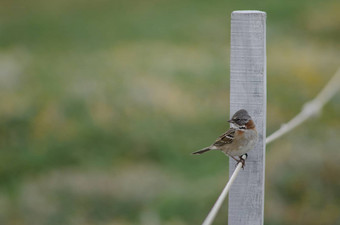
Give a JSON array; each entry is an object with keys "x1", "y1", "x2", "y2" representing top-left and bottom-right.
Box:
[{"x1": 232, "y1": 10, "x2": 266, "y2": 15}]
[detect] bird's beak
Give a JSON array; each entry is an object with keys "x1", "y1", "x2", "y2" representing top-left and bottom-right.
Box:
[{"x1": 227, "y1": 119, "x2": 232, "y2": 123}]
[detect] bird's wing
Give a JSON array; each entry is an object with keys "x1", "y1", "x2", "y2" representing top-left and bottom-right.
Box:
[{"x1": 213, "y1": 128, "x2": 235, "y2": 147}]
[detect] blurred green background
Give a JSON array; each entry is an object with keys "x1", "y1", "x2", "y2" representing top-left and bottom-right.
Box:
[{"x1": 0, "y1": 0, "x2": 339, "y2": 224}]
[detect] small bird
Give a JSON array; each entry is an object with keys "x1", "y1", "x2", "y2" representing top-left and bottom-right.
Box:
[{"x1": 192, "y1": 109, "x2": 258, "y2": 168}]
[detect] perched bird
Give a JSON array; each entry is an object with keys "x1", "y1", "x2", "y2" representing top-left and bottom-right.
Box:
[{"x1": 192, "y1": 109, "x2": 258, "y2": 168}]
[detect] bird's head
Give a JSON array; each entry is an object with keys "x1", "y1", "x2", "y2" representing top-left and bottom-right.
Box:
[{"x1": 228, "y1": 109, "x2": 252, "y2": 128}]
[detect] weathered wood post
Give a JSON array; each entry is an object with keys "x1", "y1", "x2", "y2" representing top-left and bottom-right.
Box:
[{"x1": 228, "y1": 11, "x2": 266, "y2": 225}]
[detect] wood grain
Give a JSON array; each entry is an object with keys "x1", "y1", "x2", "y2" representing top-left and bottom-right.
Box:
[{"x1": 228, "y1": 10, "x2": 266, "y2": 225}]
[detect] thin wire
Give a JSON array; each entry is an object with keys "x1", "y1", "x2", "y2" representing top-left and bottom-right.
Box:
[
  {"x1": 201, "y1": 67, "x2": 340, "y2": 225},
  {"x1": 266, "y1": 67, "x2": 340, "y2": 144},
  {"x1": 201, "y1": 155, "x2": 246, "y2": 225}
]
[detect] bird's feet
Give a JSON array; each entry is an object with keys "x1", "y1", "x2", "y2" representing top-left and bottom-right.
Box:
[{"x1": 237, "y1": 154, "x2": 248, "y2": 169}]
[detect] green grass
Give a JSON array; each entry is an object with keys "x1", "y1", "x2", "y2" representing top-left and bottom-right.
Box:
[{"x1": 0, "y1": 0, "x2": 339, "y2": 224}]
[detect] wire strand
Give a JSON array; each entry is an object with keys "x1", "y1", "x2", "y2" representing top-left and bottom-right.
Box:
[
  {"x1": 266, "y1": 67, "x2": 340, "y2": 144},
  {"x1": 202, "y1": 155, "x2": 246, "y2": 225}
]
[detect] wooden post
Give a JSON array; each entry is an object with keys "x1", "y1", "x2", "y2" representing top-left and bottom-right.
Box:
[{"x1": 228, "y1": 11, "x2": 266, "y2": 225}]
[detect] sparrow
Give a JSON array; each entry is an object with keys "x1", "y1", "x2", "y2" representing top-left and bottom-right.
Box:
[{"x1": 192, "y1": 109, "x2": 258, "y2": 168}]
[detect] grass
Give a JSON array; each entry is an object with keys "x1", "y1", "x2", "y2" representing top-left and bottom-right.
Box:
[{"x1": 0, "y1": 0, "x2": 339, "y2": 224}]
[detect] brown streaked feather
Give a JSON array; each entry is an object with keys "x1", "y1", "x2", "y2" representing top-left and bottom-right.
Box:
[{"x1": 213, "y1": 128, "x2": 235, "y2": 147}]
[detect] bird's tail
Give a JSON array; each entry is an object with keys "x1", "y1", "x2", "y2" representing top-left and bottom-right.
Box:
[{"x1": 192, "y1": 147, "x2": 212, "y2": 155}]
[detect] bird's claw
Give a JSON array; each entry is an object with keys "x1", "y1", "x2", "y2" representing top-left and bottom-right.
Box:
[{"x1": 236, "y1": 154, "x2": 247, "y2": 169}]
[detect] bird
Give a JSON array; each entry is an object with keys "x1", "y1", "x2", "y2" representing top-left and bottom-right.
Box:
[{"x1": 192, "y1": 109, "x2": 258, "y2": 168}]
